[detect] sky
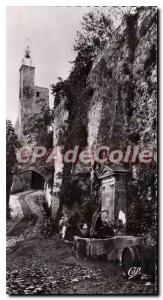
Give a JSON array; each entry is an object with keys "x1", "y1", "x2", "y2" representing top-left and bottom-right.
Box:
[{"x1": 6, "y1": 6, "x2": 92, "y2": 124}]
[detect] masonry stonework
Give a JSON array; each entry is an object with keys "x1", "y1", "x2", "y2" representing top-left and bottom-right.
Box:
[{"x1": 15, "y1": 46, "x2": 49, "y2": 143}]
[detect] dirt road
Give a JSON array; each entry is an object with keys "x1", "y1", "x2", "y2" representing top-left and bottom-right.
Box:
[{"x1": 6, "y1": 237, "x2": 156, "y2": 295}]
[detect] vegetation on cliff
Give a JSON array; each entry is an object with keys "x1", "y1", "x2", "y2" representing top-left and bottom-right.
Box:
[
  {"x1": 6, "y1": 120, "x2": 20, "y2": 217},
  {"x1": 51, "y1": 7, "x2": 157, "y2": 237}
]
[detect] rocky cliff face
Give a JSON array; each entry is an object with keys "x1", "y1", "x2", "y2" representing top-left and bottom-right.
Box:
[
  {"x1": 88, "y1": 8, "x2": 157, "y2": 148},
  {"x1": 86, "y1": 7, "x2": 157, "y2": 235},
  {"x1": 52, "y1": 7, "x2": 157, "y2": 237}
]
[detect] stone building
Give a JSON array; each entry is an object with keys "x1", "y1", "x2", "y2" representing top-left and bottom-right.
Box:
[
  {"x1": 12, "y1": 46, "x2": 51, "y2": 195},
  {"x1": 15, "y1": 45, "x2": 49, "y2": 143}
]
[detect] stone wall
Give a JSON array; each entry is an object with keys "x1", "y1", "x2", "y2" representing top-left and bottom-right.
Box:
[
  {"x1": 11, "y1": 171, "x2": 32, "y2": 193},
  {"x1": 9, "y1": 190, "x2": 45, "y2": 220}
]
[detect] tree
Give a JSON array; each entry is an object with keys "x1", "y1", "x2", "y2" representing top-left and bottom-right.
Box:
[
  {"x1": 6, "y1": 120, "x2": 20, "y2": 217},
  {"x1": 74, "y1": 11, "x2": 113, "y2": 61},
  {"x1": 23, "y1": 107, "x2": 54, "y2": 148},
  {"x1": 51, "y1": 10, "x2": 114, "y2": 109}
]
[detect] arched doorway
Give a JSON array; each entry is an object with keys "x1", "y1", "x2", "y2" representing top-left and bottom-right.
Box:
[{"x1": 31, "y1": 171, "x2": 45, "y2": 190}]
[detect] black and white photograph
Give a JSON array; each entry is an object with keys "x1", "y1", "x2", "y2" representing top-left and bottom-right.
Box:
[{"x1": 6, "y1": 5, "x2": 157, "y2": 295}]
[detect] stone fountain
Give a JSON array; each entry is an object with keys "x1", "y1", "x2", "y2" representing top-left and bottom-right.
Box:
[{"x1": 74, "y1": 165, "x2": 143, "y2": 261}]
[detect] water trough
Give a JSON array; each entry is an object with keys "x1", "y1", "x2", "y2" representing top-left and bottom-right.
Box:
[{"x1": 74, "y1": 235, "x2": 143, "y2": 262}]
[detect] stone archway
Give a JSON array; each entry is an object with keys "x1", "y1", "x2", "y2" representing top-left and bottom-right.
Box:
[
  {"x1": 17, "y1": 164, "x2": 52, "y2": 183},
  {"x1": 11, "y1": 164, "x2": 53, "y2": 194}
]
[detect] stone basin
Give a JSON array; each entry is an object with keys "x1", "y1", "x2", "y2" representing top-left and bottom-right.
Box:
[{"x1": 74, "y1": 235, "x2": 143, "y2": 262}]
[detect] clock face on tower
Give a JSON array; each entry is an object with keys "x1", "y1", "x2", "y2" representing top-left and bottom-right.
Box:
[{"x1": 23, "y1": 86, "x2": 34, "y2": 98}]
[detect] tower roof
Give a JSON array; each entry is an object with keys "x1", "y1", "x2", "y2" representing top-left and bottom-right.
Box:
[{"x1": 21, "y1": 42, "x2": 34, "y2": 67}]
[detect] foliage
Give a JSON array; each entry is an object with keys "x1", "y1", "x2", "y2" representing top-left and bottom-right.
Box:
[
  {"x1": 23, "y1": 107, "x2": 54, "y2": 148},
  {"x1": 6, "y1": 120, "x2": 20, "y2": 217},
  {"x1": 60, "y1": 178, "x2": 82, "y2": 207},
  {"x1": 73, "y1": 11, "x2": 112, "y2": 62},
  {"x1": 51, "y1": 78, "x2": 72, "y2": 110},
  {"x1": 51, "y1": 10, "x2": 115, "y2": 152},
  {"x1": 51, "y1": 10, "x2": 113, "y2": 109},
  {"x1": 50, "y1": 10, "x2": 115, "y2": 226}
]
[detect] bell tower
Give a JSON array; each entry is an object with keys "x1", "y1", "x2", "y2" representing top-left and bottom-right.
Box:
[
  {"x1": 18, "y1": 45, "x2": 35, "y2": 141},
  {"x1": 15, "y1": 44, "x2": 49, "y2": 142},
  {"x1": 19, "y1": 45, "x2": 35, "y2": 97}
]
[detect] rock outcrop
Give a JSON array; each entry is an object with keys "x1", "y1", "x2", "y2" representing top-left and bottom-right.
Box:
[{"x1": 52, "y1": 7, "x2": 157, "y2": 237}]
